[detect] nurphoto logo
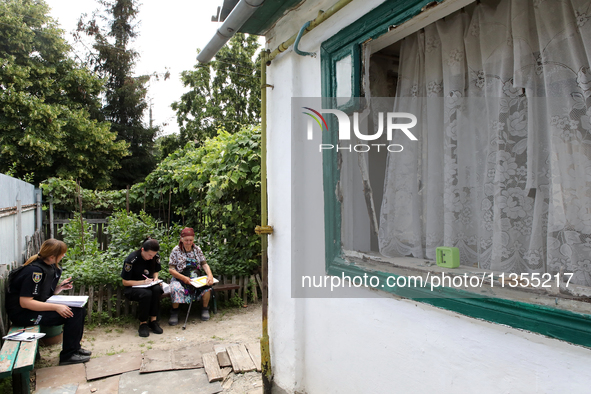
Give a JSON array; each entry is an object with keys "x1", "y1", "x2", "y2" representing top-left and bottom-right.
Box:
[{"x1": 302, "y1": 107, "x2": 418, "y2": 152}]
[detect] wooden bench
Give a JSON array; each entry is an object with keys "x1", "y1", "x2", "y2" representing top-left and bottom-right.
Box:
[{"x1": 0, "y1": 326, "x2": 40, "y2": 394}]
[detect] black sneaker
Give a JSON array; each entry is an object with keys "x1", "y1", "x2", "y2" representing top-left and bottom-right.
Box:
[
  {"x1": 59, "y1": 353, "x2": 90, "y2": 365},
  {"x1": 138, "y1": 323, "x2": 150, "y2": 337},
  {"x1": 77, "y1": 348, "x2": 92, "y2": 356},
  {"x1": 148, "y1": 320, "x2": 163, "y2": 334}
]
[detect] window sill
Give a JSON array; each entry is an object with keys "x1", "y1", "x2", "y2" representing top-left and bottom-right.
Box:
[{"x1": 326, "y1": 250, "x2": 591, "y2": 348}]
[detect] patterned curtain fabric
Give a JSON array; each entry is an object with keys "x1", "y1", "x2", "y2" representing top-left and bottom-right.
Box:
[{"x1": 378, "y1": 0, "x2": 591, "y2": 285}]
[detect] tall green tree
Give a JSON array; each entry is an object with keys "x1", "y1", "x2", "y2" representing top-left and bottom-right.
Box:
[
  {"x1": 77, "y1": 0, "x2": 157, "y2": 189},
  {"x1": 0, "y1": 0, "x2": 128, "y2": 188},
  {"x1": 172, "y1": 33, "x2": 261, "y2": 145}
]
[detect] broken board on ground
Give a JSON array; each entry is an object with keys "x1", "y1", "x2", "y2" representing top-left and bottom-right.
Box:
[
  {"x1": 202, "y1": 352, "x2": 224, "y2": 382},
  {"x1": 139, "y1": 346, "x2": 210, "y2": 373},
  {"x1": 213, "y1": 344, "x2": 232, "y2": 368},
  {"x1": 245, "y1": 342, "x2": 262, "y2": 372},
  {"x1": 85, "y1": 351, "x2": 142, "y2": 381},
  {"x1": 35, "y1": 364, "x2": 86, "y2": 391},
  {"x1": 226, "y1": 344, "x2": 257, "y2": 373}
]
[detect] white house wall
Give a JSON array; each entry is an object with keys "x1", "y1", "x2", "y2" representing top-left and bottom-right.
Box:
[{"x1": 265, "y1": 0, "x2": 591, "y2": 393}]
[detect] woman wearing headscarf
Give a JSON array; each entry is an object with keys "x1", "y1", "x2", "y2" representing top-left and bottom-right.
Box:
[{"x1": 168, "y1": 227, "x2": 214, "y2": 325}]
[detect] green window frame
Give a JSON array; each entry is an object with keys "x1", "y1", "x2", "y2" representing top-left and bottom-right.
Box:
[{"x1": 319, "y1": 0, "x2": 591, "y2": 347}]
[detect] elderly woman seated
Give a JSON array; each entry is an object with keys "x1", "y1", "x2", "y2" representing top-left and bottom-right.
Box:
[{"x1": 168, "y1": 227, "x2": 215, "y2": 325}]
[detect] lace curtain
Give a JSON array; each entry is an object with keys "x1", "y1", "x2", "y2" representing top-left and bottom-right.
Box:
[{"x1": 378, "y1": 0, "x2": 591, "y2": 285}]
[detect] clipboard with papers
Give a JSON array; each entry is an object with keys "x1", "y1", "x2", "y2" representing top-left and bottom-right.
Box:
[
  {"x1": 132, "y1": 279, "x2": 163, "y2": 288},
  {"x1": 2, "y1": 331, "x2": 46, "y2": 342},
  {"x1": 189, "y1": 276, "x2": 219, "y2": 288},
  {"x1": 46, "y1": 295, "x2": 89, "y2": 308}
]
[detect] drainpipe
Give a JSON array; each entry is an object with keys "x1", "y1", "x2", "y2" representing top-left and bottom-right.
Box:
[
  {"x1": 255, "y1": 49, "x2": 274, "y2": 394},
  {"x1": 267, "y1": 0, "x2": 355, "y2": 63},
  {"x1": 197, "y1": 0, "x2": 265, "y2": 64}
]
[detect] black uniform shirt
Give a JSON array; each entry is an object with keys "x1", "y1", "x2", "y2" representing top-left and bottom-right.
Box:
[
  {"x1": 6, "y1": 259, "x2": 60, "y2": 314},
  {"x1": 121, "y1": 250, "x2": 161, "y2": 287}
]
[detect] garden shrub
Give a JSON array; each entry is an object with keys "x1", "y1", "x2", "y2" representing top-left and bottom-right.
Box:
[
  {"x1": 61, "y1": 211, "x2": 182, "y2": 287},
  {"x1": 46, "y1": 125, "x2": 261, "y2": 279}
]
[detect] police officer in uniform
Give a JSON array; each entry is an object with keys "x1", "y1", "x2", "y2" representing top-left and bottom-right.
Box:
[
  {"x1": 121, "y1": 238, "x2": 164, "y2": 337},
  {"x1": 6, "y1": 239, "x2": 90, "y2": 365}
]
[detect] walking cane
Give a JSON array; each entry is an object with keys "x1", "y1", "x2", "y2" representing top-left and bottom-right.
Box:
[{"x1": 182, "y1": 300, "x2": 192, "y2": 330}]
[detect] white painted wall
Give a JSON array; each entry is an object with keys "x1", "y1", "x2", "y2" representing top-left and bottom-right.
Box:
[{"x1": 265, "y1": 0, "x2": 591, "y2": 393}]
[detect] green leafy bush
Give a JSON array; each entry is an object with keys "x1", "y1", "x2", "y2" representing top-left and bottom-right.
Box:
[
  {"x1": 143, "y1": 125, "x2": 261, "y2": 276},
  {"x1": 61, "y1": 211, "x2": 182, "y2": 287},
  {"x1": 60, "y1": 213, "x2": 106, "y2": 285},
  {"x1": 46, "y1": 125, "x2": 261, "y2": 278}
]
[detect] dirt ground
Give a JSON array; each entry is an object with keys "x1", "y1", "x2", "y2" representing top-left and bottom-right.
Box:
[{"x1": 36, "y1": 302, "x2": 263, "y2": 393}]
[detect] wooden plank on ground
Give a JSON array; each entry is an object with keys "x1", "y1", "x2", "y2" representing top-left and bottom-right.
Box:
[
  {"x1": 76, "y1": 375, "x2": 120, "y2": 394},
  {"x1": 35, "y1": 383, "x2": 78, "y2": 393},
  {"x1": 226, "y1": 344, "x2": 256, "y2": 373},
  {"x1": 221, "y1": 367, "x2": 232, "y2": 379},
  {"x1": 85, "y1": 351, "x2": 142, "y2": 381},
  {"x1": 36, "y1": 364, "x2": 87, "y2": 390},
  {"x1": 140, "y1": 349, "x2": 172, "y2": 373},
  {"x1": 202, "y1": 352, "x2": 223, "y2": 383},
  {"x1": 245, "y1": 342, "x2": 262, "y2": 372},
  {"x1": 195, "y1": 340, "x2": 218, "y2": 355},
  {"x1": 213, "y1": 344, "x2": 232, "y2": 368},
  {"x1": 13, "y1": 326, "x2": 40, "y2": 372},
  {"x1": 172, "y1": 347, "x2": 204, "y2": 370}
]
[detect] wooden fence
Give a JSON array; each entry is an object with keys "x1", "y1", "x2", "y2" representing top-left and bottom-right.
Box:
[
  {"x1": 43, "y1": 210, "x2": 110, "y2": 250},
  {"x1": 69, "y1": 274, "x2": 263, "y2": 323}
]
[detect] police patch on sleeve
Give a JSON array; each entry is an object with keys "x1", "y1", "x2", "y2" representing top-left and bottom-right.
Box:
[
  {"x1": 32, "y1": 272, "x2": 42, "y2": 283},
  {"x1": 124, "y1": 263, "x2": 132, "y2": 272}
]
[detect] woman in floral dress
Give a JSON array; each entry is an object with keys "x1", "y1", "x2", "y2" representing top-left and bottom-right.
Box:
[{"x1": 167, "y1": 227, "x2": 215, "y2": 325}]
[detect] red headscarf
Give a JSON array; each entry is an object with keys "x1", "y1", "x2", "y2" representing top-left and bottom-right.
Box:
[{"x1": 178, "y1": 227, "x2": 195, "y2": 248}]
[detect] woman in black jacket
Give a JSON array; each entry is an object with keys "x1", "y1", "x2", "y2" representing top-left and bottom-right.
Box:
[{"x1": 6, "y1": 239, "x2": 90, "y2": 365}]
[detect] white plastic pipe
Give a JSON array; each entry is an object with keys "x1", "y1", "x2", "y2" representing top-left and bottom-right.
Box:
[{"x1": 197, "y1": 0, "x2": 265, "y2": 63}]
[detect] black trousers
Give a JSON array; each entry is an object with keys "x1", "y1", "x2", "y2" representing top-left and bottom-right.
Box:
[
  {"x1": 124, "y1": 285, "x2": 163, "y2": 322},
  {"x1": 9, "y1": 306, "x2": 86, "y2": 362}
]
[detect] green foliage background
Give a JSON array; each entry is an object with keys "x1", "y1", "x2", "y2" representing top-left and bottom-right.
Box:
[
  {"x1": 61, "y1": 211, "x2": 181, "y2": 287},
  {"x1": 44, "y1": 125, "x2": 261, "y2": 279},
  {"x1": 172, "y1": 33, "x2": 261, "y2": 145},
  {"x1": 144, "y1": 125, "x2": 262, "y2": 276},
  {"x1": 0, "y1": 0, "x2": 128, "y2": 188},
  {"x1": 76, "y1": 0, "x2": 158, "y2": 188}
]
